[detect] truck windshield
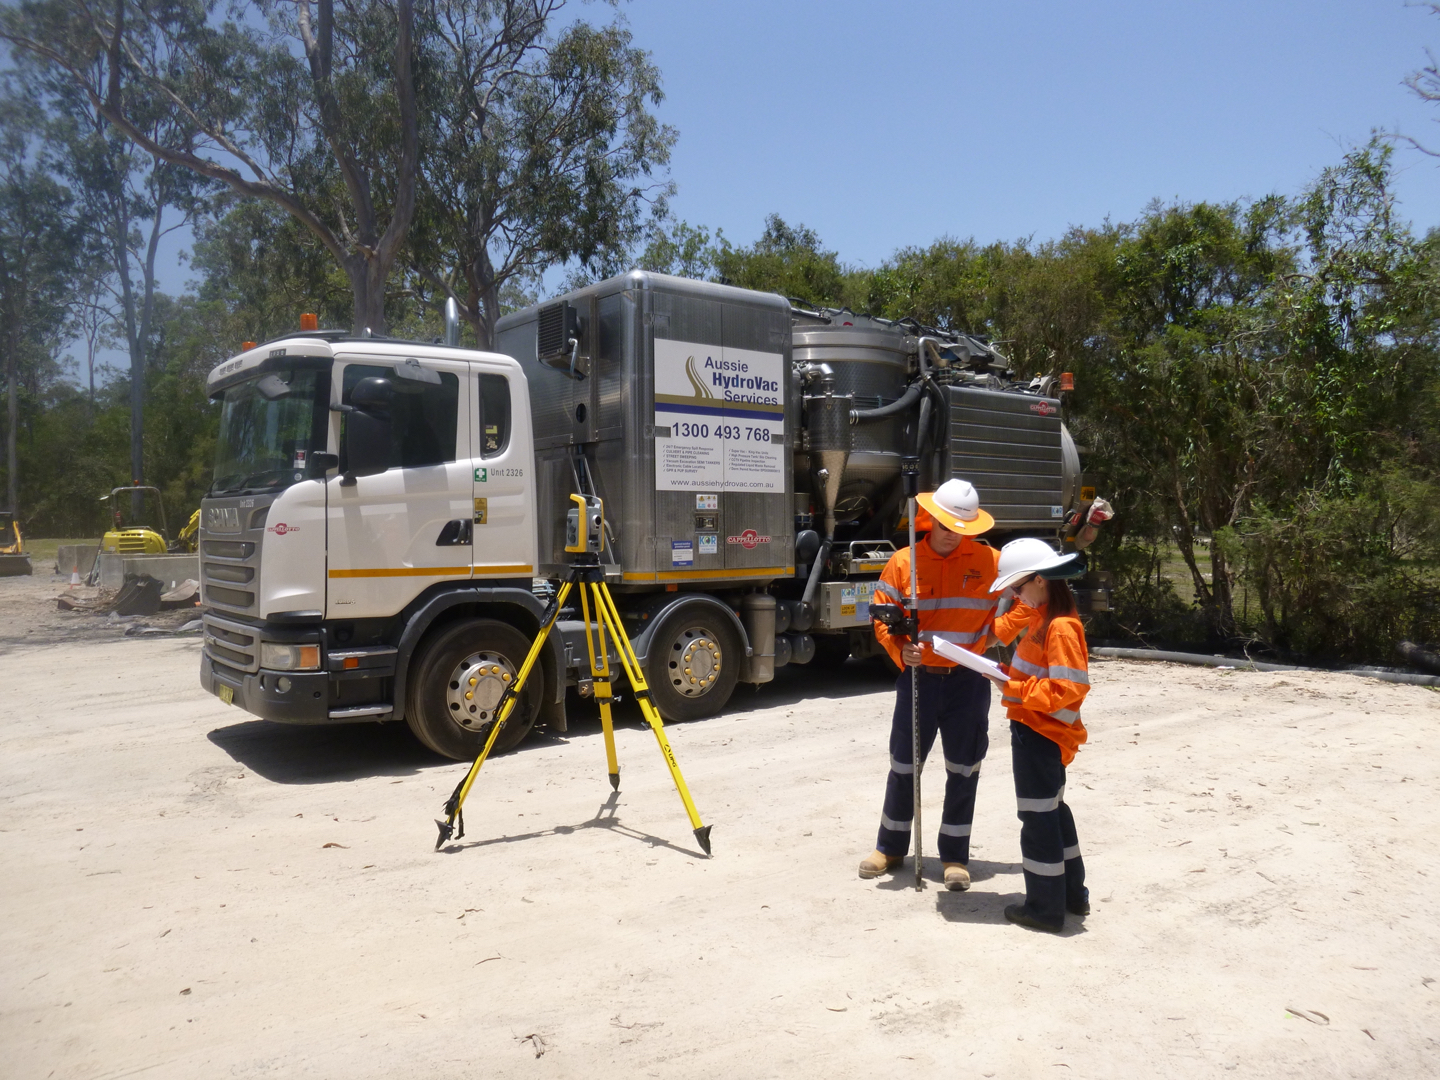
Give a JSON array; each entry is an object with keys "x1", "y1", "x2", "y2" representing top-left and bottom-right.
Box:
[{"x1": 211, "y1": 368, "x2": 329, "y2": 496}]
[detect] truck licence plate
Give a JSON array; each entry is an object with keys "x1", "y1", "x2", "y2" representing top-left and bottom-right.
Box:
[{"x1": 218, "y1": 684, "x2": 234, "y2": 706}]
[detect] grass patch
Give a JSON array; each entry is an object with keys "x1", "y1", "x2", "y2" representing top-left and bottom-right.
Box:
[{"x1": 19, "y1": 538, "x2": 100, "y2": 568}]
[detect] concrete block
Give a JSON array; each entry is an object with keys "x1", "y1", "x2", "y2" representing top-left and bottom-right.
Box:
[
  {"x1": 96, "y1": 553, "x2": 200, "y2": 591},
  {"x1": 55, "y1": 544, "x2": 100, "y2": 578}
]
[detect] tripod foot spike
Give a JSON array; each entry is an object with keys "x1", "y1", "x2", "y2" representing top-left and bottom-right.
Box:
[
  {"x1": 434, "y1": 819, "x2": 454, "y2": 851},
  {"x1": 693, "y1": 824, "x2": 712, "y2": 856},
  {"x1": 608, "y1": 771, "x2": 620, "y2": 791}
]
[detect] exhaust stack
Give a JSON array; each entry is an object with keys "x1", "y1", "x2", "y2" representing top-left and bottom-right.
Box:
[{"x1": 444, "y1": 297, "x2": 461, "y2": 347}]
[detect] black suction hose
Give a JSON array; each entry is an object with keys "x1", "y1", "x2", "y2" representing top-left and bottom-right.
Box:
[
  {"x1": 800, "y1": 537, "x2": 831, "y2": 609},
  {"x1": 851, "y1": 382, "x2": 923, "y2": 424},
  {"x1": 924, "y1": 379, "x2": 947, "y2": 482}
]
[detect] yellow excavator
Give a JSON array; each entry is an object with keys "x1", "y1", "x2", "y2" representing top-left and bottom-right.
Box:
[
  {"x1": 0, "y1": 511, "x2": 31, "y2": 576},
  {"x1": 99, "y1": 486, "x2": 200, "y2": 556}
]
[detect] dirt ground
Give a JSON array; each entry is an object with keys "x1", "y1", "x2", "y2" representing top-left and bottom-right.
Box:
[{"x1": 2, "y1": 570, "x2": 1438, "y2": 1079}]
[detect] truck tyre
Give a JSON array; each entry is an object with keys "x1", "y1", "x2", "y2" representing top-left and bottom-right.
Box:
[
  {"x1": 644, "y1": 605, "x2": 741, "y2": 723},
  {"x1": 405, "y1": 618, "x2": 542, "y2": 760}
]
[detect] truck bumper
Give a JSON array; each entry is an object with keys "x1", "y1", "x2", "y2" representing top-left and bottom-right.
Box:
[
  {"x1": 201, "y1": 657, "x2": 336, "y2": 723},
  {"x1": 201, "y1": 608, "x2": 396, "y2": 725}
]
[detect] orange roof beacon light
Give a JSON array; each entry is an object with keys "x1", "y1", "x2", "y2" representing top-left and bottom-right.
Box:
[
  {"x1": 241, "y1": 340, "x2": 257, "y2": 351},
  {"x1": 299, "y1": 312, "x2": 318, "y2": 332},
  {"x1": 1059, "y1": 371, "x2": 1075, "y2": 392}
]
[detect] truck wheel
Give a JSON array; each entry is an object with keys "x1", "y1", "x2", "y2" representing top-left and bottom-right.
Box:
[
  {"x1": 406, "y1": 618, "x2": 542, "y2": 760},
  {"x1": 644, "y1": 605, "x2": 741, "y2": 722}
]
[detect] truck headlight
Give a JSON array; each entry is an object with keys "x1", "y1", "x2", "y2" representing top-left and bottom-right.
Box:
[{"x1": 259, "y1": 643, "x2": 321, "y2": 671}]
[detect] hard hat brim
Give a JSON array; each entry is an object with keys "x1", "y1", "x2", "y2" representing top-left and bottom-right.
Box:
[
  {"x1": 989, "y1": 550, "x2": 1079, "y2": 593},
  {"x1": 916, "y1": 492, "x2": 994, "y2": 536}
]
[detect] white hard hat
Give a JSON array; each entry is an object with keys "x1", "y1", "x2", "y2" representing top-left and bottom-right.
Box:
[
  {"x1": 989, "y1": 537, "x2": 1079, "y2": 593},
  {"x1": 916, "y1": 478, "x2": 994, "y2": 536}
]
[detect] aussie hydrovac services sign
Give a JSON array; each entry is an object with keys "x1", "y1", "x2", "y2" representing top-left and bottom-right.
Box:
[{"x1": 652, "y1": 339, "x2": 785, "y2": 492}]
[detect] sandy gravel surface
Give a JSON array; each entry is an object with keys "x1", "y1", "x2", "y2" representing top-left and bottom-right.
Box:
[
  {"x1": 2, "y1": 573, "x2": 1438, "y2": 1078},
  {"x1": 0, "y1": 571, "x2": 198, "y2": 647}
]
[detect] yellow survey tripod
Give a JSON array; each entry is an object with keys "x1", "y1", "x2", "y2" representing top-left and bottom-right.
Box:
[{"x1": 434, "y1": 494, "x2": 712, "y2": 856}]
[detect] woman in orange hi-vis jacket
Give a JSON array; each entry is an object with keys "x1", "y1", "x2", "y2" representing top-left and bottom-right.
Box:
[{"x1": 987, "y1": 538, "x2": 1092, "y2": 932}]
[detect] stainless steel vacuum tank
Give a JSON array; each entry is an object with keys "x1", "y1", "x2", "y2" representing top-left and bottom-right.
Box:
[{"x1": 791, "y1": 314, "x2": 910, "y2": 530}]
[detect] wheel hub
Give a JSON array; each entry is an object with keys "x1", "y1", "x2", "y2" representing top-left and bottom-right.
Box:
[
  {"x1": 446, "y1": 650, "x2": 516, "y2": 727},
  {"x1": 669, "y1": 627, "x2": 722, "y2": 698}
]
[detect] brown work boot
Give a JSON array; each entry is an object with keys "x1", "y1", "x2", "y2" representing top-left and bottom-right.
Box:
[
  {"x1": 858, "y1": 849, "x2": 903, "y2": 878},
  {"x1": 943, "y1": 863, "x2": 971, "y2": 891}
]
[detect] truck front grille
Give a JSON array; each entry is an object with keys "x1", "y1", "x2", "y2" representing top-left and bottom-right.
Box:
[
  {"x1": 203, "y1": 612, "x2": 259, "y2": 673},
  {"x1": 200, "y1": 535, "x2": 260, "y2": 616}
]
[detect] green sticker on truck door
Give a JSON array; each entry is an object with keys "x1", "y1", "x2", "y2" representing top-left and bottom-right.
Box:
[{"x1": 474, "y1": 467, "x2": 487, "y2": 483}]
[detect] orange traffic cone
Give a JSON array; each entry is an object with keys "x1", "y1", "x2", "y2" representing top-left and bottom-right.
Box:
[{"x1": 70, "y1": 563, "x2": 80, "y2": 588}]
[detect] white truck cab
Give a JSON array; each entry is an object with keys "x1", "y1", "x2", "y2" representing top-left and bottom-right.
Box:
[{"x1": 200, "y1": 331, "x2": 560, "y2": 759}]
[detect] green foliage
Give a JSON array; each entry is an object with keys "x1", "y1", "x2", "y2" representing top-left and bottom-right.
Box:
[
  {"x1": 191, "y1": 198, "x2": 354, "y2": 341},
  {"x1": 0, "y1": 81, "x2": 86, "y2": 514},
  {"x1": 712, "y1": 214, "x2": 862, "y2": 307}
]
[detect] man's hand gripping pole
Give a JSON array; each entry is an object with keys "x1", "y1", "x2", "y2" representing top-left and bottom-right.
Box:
[{"x1": 434, "y1": 580, "x2": 573, "y2": 850}]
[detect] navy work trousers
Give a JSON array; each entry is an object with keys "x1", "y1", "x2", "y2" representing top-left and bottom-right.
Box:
[
  {"x1": 875, "y1": 666, "x2": 990, "y2": 864},
  {"x1": 1010, "y1": 720, "x2": 1086, "y2": 925}
]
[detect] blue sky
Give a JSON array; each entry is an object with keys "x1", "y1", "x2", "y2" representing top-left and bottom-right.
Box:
[
  {"x1": 139, "y1": 0, "x2": 1439, "y2": 300},
  {"x1": 618, "y1": 0, "x2": 1440, "y2": 264}
]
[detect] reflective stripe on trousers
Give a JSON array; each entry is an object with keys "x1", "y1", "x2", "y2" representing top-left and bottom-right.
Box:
[
  {"x1": 876, "y1": 667, "x2": 990, "y2": 864},
  {"x1": 1010, "y1": 720, "x2": 1086, "y2": 923}
]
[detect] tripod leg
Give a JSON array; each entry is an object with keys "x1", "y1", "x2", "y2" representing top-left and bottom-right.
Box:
[
  {"x1": 579, "y1": 582, "x2": 621, "y2": 790},
  {"x1": 593, "y1": 581, "x2": 712, "y2": 855},
  {"x1": 434, "y1": 578, "x2": 573, "y2": 850}
]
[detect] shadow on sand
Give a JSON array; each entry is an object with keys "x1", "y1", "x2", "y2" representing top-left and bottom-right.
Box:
[
  {"x1": 206, "y1": 718, "x2": 524, "y2": 784},
  {"x1": 206, "y1": 657, "x2": 895, "y2": 785},
  {"x1": 434, "y1": 790, "x2": 709, "y2": 860},
  {"x1": 868, "y1": 858, "x2": 1089, "y2": 934}
]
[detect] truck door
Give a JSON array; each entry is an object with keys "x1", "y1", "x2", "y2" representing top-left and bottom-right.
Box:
[
  {"x1": 325, "y1": 355, "x2": 473, "y2": 619},
  {"x1": 469, "y1": 361, "x2": 536, "y2": 581}
]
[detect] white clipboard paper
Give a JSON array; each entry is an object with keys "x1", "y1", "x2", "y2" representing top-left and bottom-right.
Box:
[{"x1": 929, "y1": 637, "x2": 1009, "y2": 681}]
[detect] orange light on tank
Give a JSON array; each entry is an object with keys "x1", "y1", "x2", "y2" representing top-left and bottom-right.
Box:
[
  {"x1": 299, "y1": 312, "x2": 319, "y2": 331},
  {"x1": 1060, "y1": 372, "x2": 1075, "y2": 391},
  {"x1": 241, "y1": 340, "x2": 257, "y2": 351}
]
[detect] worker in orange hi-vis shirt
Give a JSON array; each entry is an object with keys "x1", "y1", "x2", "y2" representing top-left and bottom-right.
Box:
[
  {"x1": 986, "y1": 537, "x2": 1092, "y2": 933},
  {"x1": 860, "y1": 478, "x2": 1007, "y2": 892}
]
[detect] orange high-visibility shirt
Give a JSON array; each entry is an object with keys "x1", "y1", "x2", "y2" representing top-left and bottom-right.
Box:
[
  {"x1": 993, "y1": 601, "x2": 1090, "y2": 765},
  {"x1": 871, "y1": 535, "x2": 1003, "y2": 669}
]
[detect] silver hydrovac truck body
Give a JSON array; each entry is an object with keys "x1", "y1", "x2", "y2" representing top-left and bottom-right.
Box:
[{"x1": 198, "y1": 271, "x2": 1096, "y2": 759}]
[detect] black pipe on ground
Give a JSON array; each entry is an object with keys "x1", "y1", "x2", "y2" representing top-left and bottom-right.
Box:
[{"x1": 1090, "y1": 646, "x2": 1440, "y2": 688}]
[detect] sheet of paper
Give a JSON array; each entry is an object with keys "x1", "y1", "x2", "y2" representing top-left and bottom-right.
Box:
[{"x1": 929, "y1": 636, "x2": 1009, "y2": 681}]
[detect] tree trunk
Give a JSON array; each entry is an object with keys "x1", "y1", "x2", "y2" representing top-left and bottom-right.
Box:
[
  {"x1": 116, "y1": 251, "x2": 144, "y2": 514},
  {"x1": 346, "y1": 253, "x2": 390, "y2": 336},
  {"x1": 4, "y1": 341, "x2": 16, "y2": 514},
  {"x1": 1208, "y1": 542, "x2": 1236, "y2": 639},
  {"x1": 469, "y1": 243, "x2": 499, "y2": 350}
]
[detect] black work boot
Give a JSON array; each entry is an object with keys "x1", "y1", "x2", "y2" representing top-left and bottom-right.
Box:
[
  {"x1": 1004, "y1": 903, "x2": 1064, "y2": 933},
  {"x1": 1067, "y1": 886, "x2": 1090, "y2": 917}
]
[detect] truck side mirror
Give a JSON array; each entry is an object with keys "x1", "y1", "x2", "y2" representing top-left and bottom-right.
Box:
[
  {"x1": 306, "y1": 452, "x2": 339, "y2": 479},
  {"x1": 350, "y1": 376, "x2": 394, "y2": 411},
  {"x1": 342, "y1": 377, "x2": 394, "y2": 481}
]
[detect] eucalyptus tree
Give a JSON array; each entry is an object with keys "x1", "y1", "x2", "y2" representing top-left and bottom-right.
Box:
[
  {"x1": 0, "y1": 90, "x2": 83, "y2": 516},
  {"x1": 1, "y1": 0, "x2": 420, "y2": 335},
  {"x1": 38, "y1": 70, "x2": 212, "y2": 496},
  {"x1": 407, "y1": 1, "x2": 674, "y2": 347}
]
